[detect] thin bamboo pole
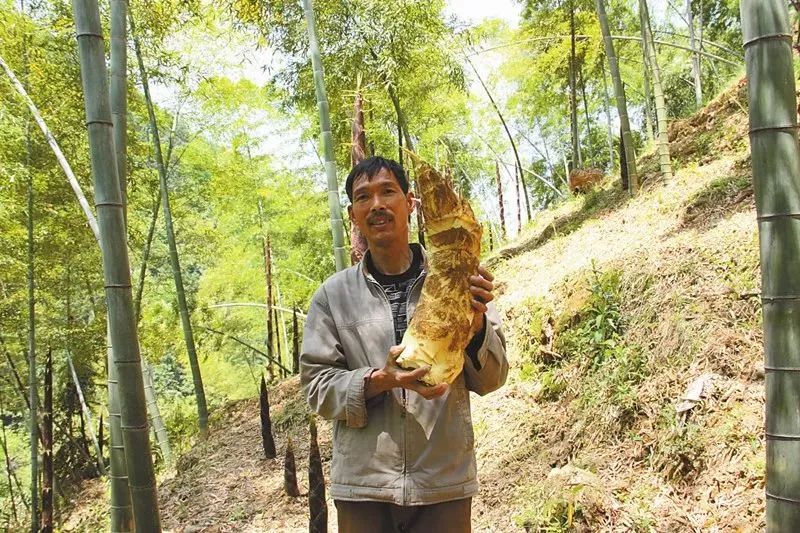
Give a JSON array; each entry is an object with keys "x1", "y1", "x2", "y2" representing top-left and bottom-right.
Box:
[
  {"x1": 569, "y1": 1, "x2": 582, "y2": 169},
  {"x1": 65, "y1": 352, "x2": 105, "y2": 473},
  {"x1": 596, "y1": 0, "x2": 639, "y2": 193},
  {"x1": 741, "y1": 1, "x2": 800, "y2": 528},
  {"x1": 601, "y1": 62, "x2": 615, "y2": 170},
  {"x1": 640, "y1": 0, "x2": 673, "y2": 179},
  {"x1": 0, "y1": 55, "x2": 100, "y2": 241},
  {"x1": 142, "y1": 363, "x2": 172, "y2": 464},
  {"x1": 302, "y1": 0, "x2": 348, "y2": 272},
  {"x1": 130, "y1": 10, "x2": 208, "y2": 437},
  {"x1": 70, "y1": 1, "x2": 161, "y2": 530},
  {"x1": 40, "y1": 349, "x2": 53, "y2": 533},
  {"x1": 686, "y1": 0, "x2": 702, "y2": 108}
]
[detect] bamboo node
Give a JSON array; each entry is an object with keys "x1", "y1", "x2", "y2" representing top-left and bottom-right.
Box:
[
  {"x1": 766, "y1": 491, "x2": 800, "y2": 505},
  {"x1": 743, "y1": 33, "x2": 792, "y2": 48},
  {"x1": 765, "y1": 432, "x2": 800, "y2": 441}
]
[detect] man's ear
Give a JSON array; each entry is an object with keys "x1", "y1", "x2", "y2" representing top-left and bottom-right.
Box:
[
  {"x1": 406, "y1": 191, "x2": 416, "y2": 214},
  {"x1": 347, "y1": 204, "x2": 354, "y2": 222}
]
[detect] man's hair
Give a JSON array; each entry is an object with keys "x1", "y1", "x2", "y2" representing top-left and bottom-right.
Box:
[{"x1": 345, "y1": 156, "x2": 409, "y2": 202}]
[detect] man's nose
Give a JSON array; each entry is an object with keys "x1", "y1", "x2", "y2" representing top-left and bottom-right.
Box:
[{"x1": 368, "y1": 194, "x2": 386, "y2": 211}]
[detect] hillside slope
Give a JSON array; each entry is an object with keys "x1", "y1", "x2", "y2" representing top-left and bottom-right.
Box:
[{"x1": 64, "y1": 79, "x2": 763, "y2": 532}]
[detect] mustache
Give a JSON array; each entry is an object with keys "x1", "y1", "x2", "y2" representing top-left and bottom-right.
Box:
[{"x1": 367, "y1": 211, "x2": 394, "y2": 224}]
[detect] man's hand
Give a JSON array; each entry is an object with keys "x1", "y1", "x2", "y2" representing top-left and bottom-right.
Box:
[
  {"x1": 469, "y1": 264, "x2": 495, "y2": 335},
  {"x1": 365, "y1": 346, "x2": 448, "y2": 400}
]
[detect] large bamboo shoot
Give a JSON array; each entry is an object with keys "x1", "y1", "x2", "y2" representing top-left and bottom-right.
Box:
[{"x1": 397, "y1": 159, "x2": 482, "y2": 385}]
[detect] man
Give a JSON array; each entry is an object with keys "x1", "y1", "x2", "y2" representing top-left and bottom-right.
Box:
[{"x1": 300, "y1": 156, "x2": 508, "y2": 532}]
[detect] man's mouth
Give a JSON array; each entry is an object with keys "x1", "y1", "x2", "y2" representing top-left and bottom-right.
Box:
[{"x1": 368, "y1": 214, "x2": 393, "y2": 227}]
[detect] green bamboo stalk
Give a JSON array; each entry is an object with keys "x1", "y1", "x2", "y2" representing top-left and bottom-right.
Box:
[
  {"x1": 639, "y1": 25, "x2": 655, "y2": 144},
  {"x1": 741, "y1": 1, "x2": 800, "y2": 528},
  {"x1": 106, "y1": 331, "x2": 133, "y2": 532},
  {"x1": 292, "y1": 308, "x2": 300, "y2": 375},
  {"x1": 130, "y1": 10, "x2": 208, "y2": 437},
  {"x1": 24, "y1": 66, "x2": 38, "y2": 533},
  {"x1": 110, "y1": 0, "x2": 127, "y2": 220},
  {"x1": 686, "y1": 0, "x2": 702, "y2": 108},
  {"x1": 601, "y1": 62, "x2": 615, "y2": 170},
  {"x1": 569, "y1": 0, "x2": 582, "y2": 169},
  {"x1": 0, "y1": 55, "x2": 100, "y2": 241},
  {"x1": 142, "y1": 363, "x2": 172, "y2": 464},
  {"x1": 640, "y1": 0, "x2": 673, "y2": 179},
  {"x1": 302, "y1": 0, "x2": 347, "y2": 272},
  {"x1": 70, "y1": 1, "x2": 161, "y2": 530},
  {"x1": 596, "y1": 0, "x2": 638, "y2": 193},
  {"x1": 108, "y1": 0, "x2": 135, "y2": 528}
]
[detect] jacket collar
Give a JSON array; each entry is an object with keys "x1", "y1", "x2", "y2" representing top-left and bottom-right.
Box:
[{"x1": 359, "y1": 242, "x2": 428, "y2": 282}]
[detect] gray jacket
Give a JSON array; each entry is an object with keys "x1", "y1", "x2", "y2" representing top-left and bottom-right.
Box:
[{"x1": 300, "y1": 247, "x2": 508, "y2": 505}]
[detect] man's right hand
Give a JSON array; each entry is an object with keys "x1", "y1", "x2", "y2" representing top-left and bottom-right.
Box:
[{"x1": 365, "y1": 345, "x2": 449, "y2": 400}]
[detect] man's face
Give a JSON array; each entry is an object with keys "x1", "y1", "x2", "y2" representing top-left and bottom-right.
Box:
[{"x1": 348, "y1": 168, "x2": 415, "y2": 248}]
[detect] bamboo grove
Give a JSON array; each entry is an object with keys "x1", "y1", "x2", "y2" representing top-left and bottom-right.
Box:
[{"x1": 0, "y1": 0, "x2": 767, "y2": 529}]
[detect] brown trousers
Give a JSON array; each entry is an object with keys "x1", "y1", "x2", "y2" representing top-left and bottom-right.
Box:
[{"x1": 335, "y1": 498, "x2": 472, "y2": 533}]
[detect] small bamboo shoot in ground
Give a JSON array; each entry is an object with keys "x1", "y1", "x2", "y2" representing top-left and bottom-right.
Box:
[
  {"x1": 284, "y1": 437, "x2": 300, "y2": 497},
  {"x1": 308, "y1": 417, "x2": 327, "y2": 533},
  {"x1": 260, "y1": 376, "x2": 276, "y2": 459}
]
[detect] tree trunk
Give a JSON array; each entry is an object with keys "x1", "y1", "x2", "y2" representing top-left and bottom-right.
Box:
[
  {"x1": 130, "y1": 10, "x2": 209, "y2": 437},
  {"x1": 569, "y1": 1, "x2": 582, "y2": 169},
  {"x1": 640, "y1": 0, "x2": 673, "y2": 179},
  {"x1": 741, "y1": 1, "x2": 800, "y2": 528},
  {"x1": 65, "y1": 352, "x2": 105, "y2": 473},
  {"x1": 578, "y1": 64, "x2": 594, "y2": 163},
  {"x1": 495, "y1": 162, "x2": 506, "y2": 239},
  {"x1": 292, "y1": 308, "x2": 300, "y2": 375},
  {"x1": 308, "y1": 417, "x2": 327, "y2": 533},
  {"x1": 70, "y1": 2, "x2": 161, "y2": 530},
  {"x1": 40, "y1": 349, "x2": 53, "y2": 533},
  {"x1": 687, "y1": 0, "x2": 702, "y2": 108},
  {"x1": 596, "y1": 0, "x2": 639, "y2": 193},
  {"x1": 142, "y1": 362, "x2": 172, "y2": 464},
  {"x1": 302, "y1": 0, "x2": 348, "y2": 272},
  {"x1": 260, "y1": 376, "x2": 276, "y2": 459}
]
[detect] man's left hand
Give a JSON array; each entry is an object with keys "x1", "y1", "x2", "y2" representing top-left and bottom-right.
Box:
[{"x1": 469, "y1": 264, "x2": 495, "y2": 335}]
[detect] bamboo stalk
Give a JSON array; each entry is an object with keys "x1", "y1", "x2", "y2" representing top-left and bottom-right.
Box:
[
  {"x1": 569, "y1": 1, "x2": 582, "y2": 169},
  {"x1": 496, "y1": 162, "x2": 506, "y2": 239},
  {"x1": 596, "y1": 0, "x2": 639, "y2": 193},
  {"x1": 302, "y1": 0, "x2": 348, "y2": 272},
  {"x1": 65, "y1": 351, "x2": 105, "y2": 473},
  {"x1": 740, "y1": 1, "x2": 800, "y2": 528},
  {"x1": 640, "y1": 0, "x2": 673, "y2": 179},
  {"x1": 40, "y1": 349, "x2": 53, "y2": 533},
  {"x1": 130, "y1": 9, "x2": 208, "y2": 438},
  {"x1": 686, "y1": 0, "x2": 702, "y2": 108},
  {"x1": 601, "y1": 62, "x2": 615, "y2": 169},
  {"x1": 0, "y1": 55, "x2": 100, "y2": 242},
  {"x1": 142, "y1": 362, "x2": 172, "y2": 464},
  {"x1": 70, "y1": 1, "x2": 161, "y2": 530},
  {"x1": 292, "y1": 308, "x2": 300, "y2": 375}
]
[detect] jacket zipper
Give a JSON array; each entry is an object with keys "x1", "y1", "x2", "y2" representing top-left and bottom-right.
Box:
[{"x1": 366, "y1": 269, "x2": 425, "y2": 506}]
